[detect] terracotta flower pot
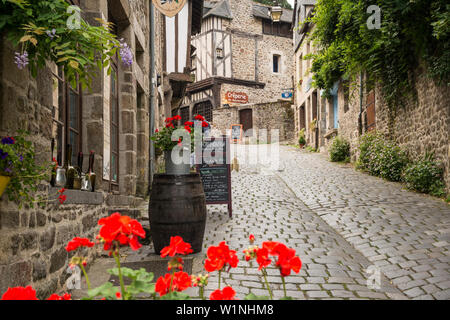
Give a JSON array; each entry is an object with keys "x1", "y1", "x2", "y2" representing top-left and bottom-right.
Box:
[{"x1": 0, "y1": 175, "x2": 11, "y2": 198}]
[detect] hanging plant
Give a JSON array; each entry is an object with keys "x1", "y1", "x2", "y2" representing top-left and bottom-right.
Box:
[
  {"x1": 0, "y1": 0, "x2": 133, "y2": 89},
  {"x1": 0, "y1": 131, "x2": 59, "y2": 208}
]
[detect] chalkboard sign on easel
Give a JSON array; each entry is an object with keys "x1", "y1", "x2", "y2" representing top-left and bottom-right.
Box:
[
  {"x1": 196, "y1": 136, "x2": 232, "y2": 218},
  {"x1": 231, "y1": 124, "x2": 243, "y2": 144}
]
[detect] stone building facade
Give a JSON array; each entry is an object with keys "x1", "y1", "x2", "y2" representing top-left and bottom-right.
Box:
[
  {"x1": 292, "y1": 0, "x2": 450, "y2": 192},
  {"x1": 177, "y1": 0, "x2": 295, "y2": 142},
  {"x1": 0, "y1": 0, "x2": 152, "y2": 298}
]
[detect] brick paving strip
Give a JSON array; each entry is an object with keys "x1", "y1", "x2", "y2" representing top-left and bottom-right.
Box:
[{"x1": 275, "y1": 146, "x2": 450, "y2": 300}]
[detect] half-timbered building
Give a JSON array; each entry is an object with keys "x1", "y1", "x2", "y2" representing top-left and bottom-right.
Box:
[{"x1": 171, "y1": 0, "x2": 295, "y2": 141}]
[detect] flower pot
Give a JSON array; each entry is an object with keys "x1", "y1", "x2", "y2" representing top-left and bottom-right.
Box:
[
  {"x1": 164, "y1": 150, "x2": 191, "y2": 175},
  {"x1": 0, "y1": 175, "x2": 11, "y2": 198},
  {"x1": 149, "y1": 173, "x2": 207, "y2": 254}
]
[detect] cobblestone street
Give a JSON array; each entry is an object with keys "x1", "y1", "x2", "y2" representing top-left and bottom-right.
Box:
[
  {"x1": 74, "y1": 144, "x2": 449, "y2": 301},
  {"x1": 196, "y1": 144, "x2": 450, "y2": 300}
]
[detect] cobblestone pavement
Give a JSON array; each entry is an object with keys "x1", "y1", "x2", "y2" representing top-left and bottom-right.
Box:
[
  {"x1": 75, "y1": 144, "x2": 449, "y2": 300},
  {"x1": 194, "y1": 144, "x2": 410, "y2": 300},
  {"x1": 268, "y1": 145, "x2": 450, "y2": 300}
]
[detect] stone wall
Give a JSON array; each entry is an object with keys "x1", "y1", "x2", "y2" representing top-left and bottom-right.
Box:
[
  {"x1": 212, "y1": 101, "x2": 294, "y2": 142},
  {"x1": 337, "y1": 69, "x2": 450, "y2": 192},
  {"x1": 0, "y1": 0, "x2": 151, "y2": 297}
]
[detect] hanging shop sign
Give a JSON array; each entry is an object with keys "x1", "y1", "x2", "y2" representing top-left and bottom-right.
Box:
[
  {"x1": 225, "y1": 91, "x2": 249, "y2": 104},
  {"x1": 152, "y1": 0, "x2": 187, "y2": 18},
  {"x1": 196, "y1": 136, "x2": 232, "y2": 217},
  {"x1": 281, "y1": 90, "x2": 293, "y2": 99}
]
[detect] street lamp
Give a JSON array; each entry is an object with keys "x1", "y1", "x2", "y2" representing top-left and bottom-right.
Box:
[{"x1": 270, "y1": 1, "x2": 283, "y2": 22}]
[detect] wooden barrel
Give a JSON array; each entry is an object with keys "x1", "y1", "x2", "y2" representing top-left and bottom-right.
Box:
[{"x1": 149, "y1": 173, "x2": 207, "y2": 254}]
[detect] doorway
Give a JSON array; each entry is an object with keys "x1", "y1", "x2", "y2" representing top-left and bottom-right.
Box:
[{"x1": 239, "y1": 109, "x2": 253, "y2": 137}]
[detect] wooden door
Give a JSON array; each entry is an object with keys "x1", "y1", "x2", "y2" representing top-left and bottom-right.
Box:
[
  {"x1": 239, "y1": 109, "x2": 253, "y2": 137},
  {"x1": 299, "y1": 105, "x2": 306, "y2": 130},
  {"x1": 366, "y1": 90, "x2": 376, "y2": 131}
]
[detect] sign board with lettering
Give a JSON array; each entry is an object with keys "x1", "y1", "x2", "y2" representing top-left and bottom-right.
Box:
[
  {"x1": 225, "y1": 91, "x2": 248, "y2": 104},
  {"x1": 152, "y1": 0, "x2": 187, "y2": 18},
  {"x1": 196, "y1": 136, "x2": 232, "y2": 217},
  {"x1": 230, "y1": 124, "x2": 243, "y2": 143}
]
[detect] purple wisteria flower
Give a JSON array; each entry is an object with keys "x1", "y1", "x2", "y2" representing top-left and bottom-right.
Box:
[
  {"x1": 1, "y1": 137, "x2": 15, "y2": 145},
  {"x1": 119, "y1": 39, "x2": 133, "y2": 67},
  {"x1": 46, "y1": 29, "x2": 57, "y2": 39},
  {"x1": 14, "y1": 51, "x2": 29, "y2": 70},
  {"x1": 0, "y1": 149, "x2": 8, "y2": 160}
]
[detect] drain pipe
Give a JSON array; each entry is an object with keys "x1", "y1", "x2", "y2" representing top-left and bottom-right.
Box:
[{"x1": 149, "y1": 2, "x2": 156, "y2": 192}]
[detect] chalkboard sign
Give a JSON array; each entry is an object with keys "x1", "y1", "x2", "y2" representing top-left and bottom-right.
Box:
[
  {"x1": 196, "y1": 136, "x2": 232, "y2": 217},
  {"x1": 231, "y1": 124, "x2": 243, "y2": 143}
]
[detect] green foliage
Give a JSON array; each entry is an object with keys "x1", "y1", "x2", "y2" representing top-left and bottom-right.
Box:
[
  {"x1": 329, "y1": 136, "x2": 350, "y2": 162},
  {"x1": 0, "y1": 131, "x2": 52, "y2": 208},
  {"x1": 0, "y1": 0, "x2": 121, "y2": 89},
  {"x1": 308, "y1": 0, "x2": 450, "y2": 109},
  {"x1": 245, "y1": 293, "x2": 270, "y2": 300},
  {"x1": 253, "y1": 0, "x2": 292, "y2": 10},
  {"x1": 357, "y1": 132, "x2": 409, "y2": 182},
  {"x1": 86, "y1": 268, "x2": 155, "y2": 300},
  {"x1": 403, "y1": 152, "x2": 446, "y2": 196},
  {"x1": 305, "y1": 146, "x2": 317, "y2": 153},
  {"x1": 298, "y1": 128, "x2": 306, "y2": 146}
]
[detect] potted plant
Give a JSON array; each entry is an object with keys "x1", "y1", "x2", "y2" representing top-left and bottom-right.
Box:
[
  {"x1": 0, "y1": 131, "x2": 53, "y2": 207},
  {"x1": 298, "y1": 128, "x2": 306, "y2": 148},
  {"x1": 151, "y1": 115, "x2": 208, "y2": 175}
]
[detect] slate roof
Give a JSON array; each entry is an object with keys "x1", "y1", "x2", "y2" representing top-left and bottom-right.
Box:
[
  {"x1": 203, "y1": 0, "x2": 233, "y2": 19},
  {"x1": 252, "y1": 4, "x2": 293, "y2": 24}
]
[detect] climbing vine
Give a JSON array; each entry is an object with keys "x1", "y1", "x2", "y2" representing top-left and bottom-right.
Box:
[
  {"x1": 305, "y1": 0, "x2": 449, "y2": 108},
  {"x1": 0, "y1": 0, "x2": 128, "y2": 89}
]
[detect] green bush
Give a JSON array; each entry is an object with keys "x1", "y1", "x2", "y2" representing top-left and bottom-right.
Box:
[
  {"x1": 403, "y1": 153, "x2": 446, "y2": 196},
  {"x1": 298, "y1": 129, "x2": 306, "y2": 146},
  {"x1": 357, "y1": 132, "x2": 409, "y2": 182},
  {"x1": 329, "y1": 136, "x2": 350, "y2": 162}
]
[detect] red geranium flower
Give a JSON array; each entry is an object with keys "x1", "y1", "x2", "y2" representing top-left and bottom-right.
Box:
[
  {"x1": 155, "y1": 129, "x2": 159, "y2": 133},
  {"x1": 98, "y1": 212, "x2": 146, "y2": 252},
  {"x1": 184, "y1": 121, "x2": 194, "y2": 127},
  {"x1": 201, "y1": 121, "x2": 209, "y2": 128},
  {"x1": 256, "y1": 247, "x2": 271, "y2": 270},
  {"x1": 173, "y1": 115, "x2": 181, "y2": 121},
  {"x1": 166, "y1": 122, "x2": 175, "y2": 129},
  {"x1": 160, "y1": 236, "x2": 193, "y2": 258},
  {"x1": 155, "y1": 271, "x2": 192, "y2": 297},
  {"x1": 276, "y1": 246, "x2": 302, "y2": 277},
  {"x1": 210, "y1": 286, "x2": 236, "y2": 300},
  {"x1": 1, "y1": 286, "x2": 38, "y2": 300},
  {"x1": 47, "y1": 293, "x2": 71, "y2": 300},
  {"x1": 249, "y1": 234, "x2": 255, "y2": 243},
  {"x1": 165, "y1": 117, "x2": 173, "y2": 122},
  {"x1": 65, "y1": 237, "x2": 95, "y2": 252},
  {"x1": 204, "y1": 241, "x2": 239, "y2": 273},
  {"x1": 194, "y1": 115, "x2": 205, "y2": 121},
  {"x1": 58, "y1": 194, "x2": 67, "y2": 204},
  {"x1": 184, "y1": 125, "x2": 192, "y2": 133}
]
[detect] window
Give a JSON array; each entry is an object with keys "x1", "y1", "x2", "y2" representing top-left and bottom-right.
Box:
[
  {"x1": 52, "y1": 66, "x2": 82, "y2": 167},
  {"x1": 273, "y1": 55, "x2": 280, "y2": 73},
  {"x1": 262, "y1": 20, "x2": 292, "y2": 38},
  {"x1": 193, "y1": 101, "x2": 213, "y2": 122},
  {"x1": 180, "y1": 107, "x2": 190, "y2": 124}
]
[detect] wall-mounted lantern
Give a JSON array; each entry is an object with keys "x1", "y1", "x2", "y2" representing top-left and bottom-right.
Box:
[{"x1": 270, "y1": 4, "x2": 283, "y2": 22}]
